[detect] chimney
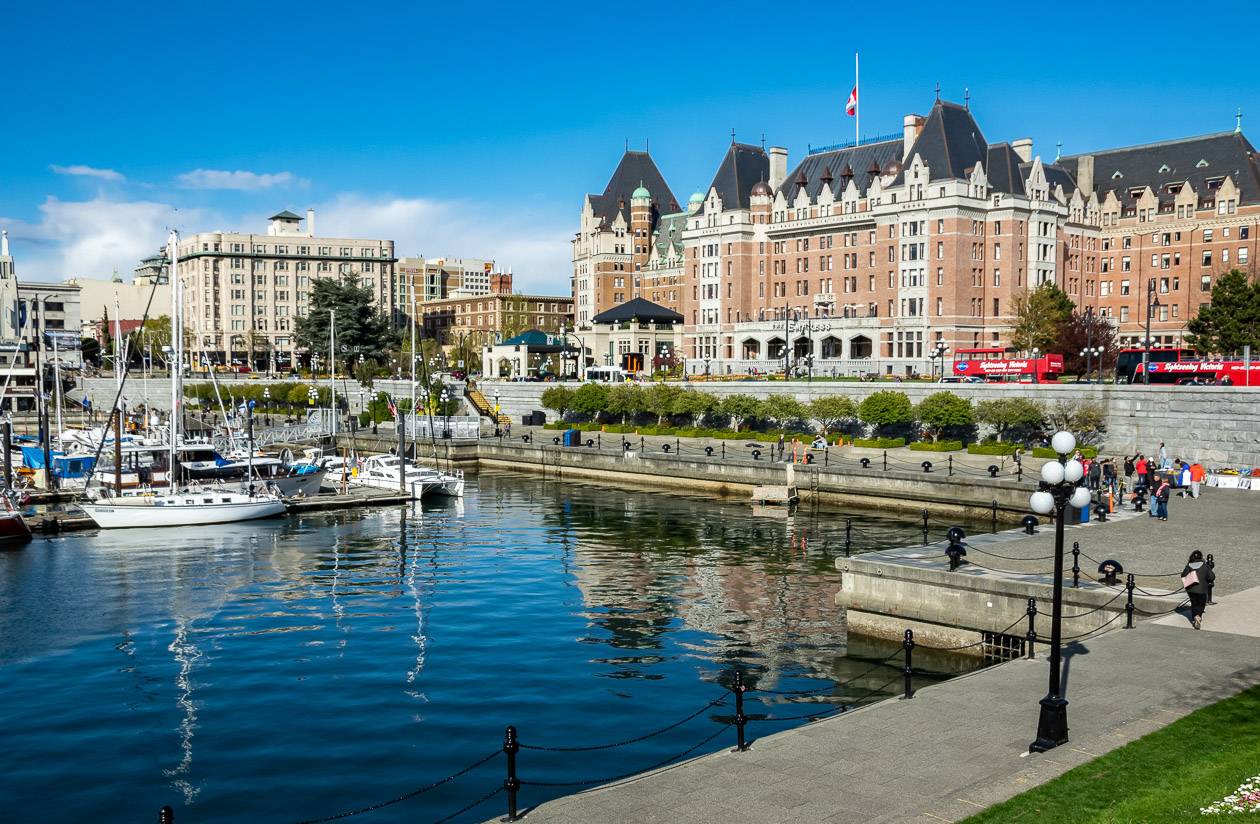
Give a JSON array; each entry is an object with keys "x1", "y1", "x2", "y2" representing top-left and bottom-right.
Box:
[
  {"x1": 1011, "y1": 138, "x2": 1033, "y2": 163},
  {"x1": 0, "y1": 229, "x2": 8, "y2": 257},
  {"x1": 306, "y1": 208, "x2": 316, "y2": 237},
  {"x1": 1076, "y1": 155, "x2": 1095, "y2": 196},
  {"x1": 902, "y1": 114, "x2": 926, "y2": 160},
  {"x1": 768, "y1": 147, "x2": 788, "y2": 192}
]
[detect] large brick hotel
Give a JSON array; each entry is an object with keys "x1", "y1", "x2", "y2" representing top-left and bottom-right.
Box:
[{"x1": 571, "y1": 98, "x2": 1258, "y2": 375}]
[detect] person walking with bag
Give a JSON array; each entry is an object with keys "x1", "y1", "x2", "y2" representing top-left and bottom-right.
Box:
[{"x1": 1182, "y1": 550, "x2": 1215, "y2": 630}]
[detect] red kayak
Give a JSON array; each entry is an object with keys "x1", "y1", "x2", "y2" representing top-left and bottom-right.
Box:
[{"x1": 0, "y1": 495, "x2": 31, "y2": 543}]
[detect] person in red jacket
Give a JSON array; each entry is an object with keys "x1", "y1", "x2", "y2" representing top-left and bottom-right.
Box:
[
  {"x1": 1189, "y1": 461, "x2": 1206, "y2": 499},
  {"x1": 1134, "y1": 454, "x2": 1149, "y2": 490}
]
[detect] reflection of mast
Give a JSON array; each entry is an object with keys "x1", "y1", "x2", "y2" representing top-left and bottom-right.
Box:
[
  {"x1": 402, "y1": 506, "x2": 429, "y2": 701},
  {"x1": 163, "y1": 617, "x2": 202, "y2": 804}
]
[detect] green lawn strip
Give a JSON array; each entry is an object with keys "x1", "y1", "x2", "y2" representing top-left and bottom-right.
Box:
[{"x1": 960, "y1": 685, "x2": 1260, "y2": 823}]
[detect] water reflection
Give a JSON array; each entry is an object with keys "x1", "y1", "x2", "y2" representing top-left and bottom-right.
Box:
[{"x1": 0, "y1": 471, "x2": 984, "y2": 822}]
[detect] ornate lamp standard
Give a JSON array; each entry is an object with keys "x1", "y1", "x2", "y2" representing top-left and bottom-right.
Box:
[
  {"x1": 928, "y1": 341, "x2": 949, "y2": 381},
  {"x1": 1028, "y1": 430, "x2": 1093, "y2": 753},
  {"x1": 1080, "y1": 347, "x2": 1103, "y2": 383},
  {"x1": 440, "y1": 388, "x2": 451, "y2": 439}
]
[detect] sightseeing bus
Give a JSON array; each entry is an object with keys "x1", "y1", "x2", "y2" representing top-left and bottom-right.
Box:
[
  {"x1": 1133, "y1": 359, "x2": 1260, "y2": 386},
  {"x1": 950, "y1": 348, "x2": 1065, "y2": 383},
  {"x1": 1113, "y1": 348, "x2": 1195, "y2": 383}
]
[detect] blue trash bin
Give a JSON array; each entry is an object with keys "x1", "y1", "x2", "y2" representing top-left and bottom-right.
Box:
[{"x1": 563, "y1": 429, "x2": 580, "y2": 447}]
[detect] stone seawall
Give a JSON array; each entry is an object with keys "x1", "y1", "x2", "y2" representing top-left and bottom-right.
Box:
[{"x1": 482, "y1": 380, "x2": 1260, "y2": 468}]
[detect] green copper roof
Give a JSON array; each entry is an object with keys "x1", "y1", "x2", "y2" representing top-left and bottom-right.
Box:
[{"x1": 631, "y1": 184, "x2": 651, "y2": 200}]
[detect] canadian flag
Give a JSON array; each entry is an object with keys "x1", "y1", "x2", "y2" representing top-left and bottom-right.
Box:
[{"x1": 845, "y1": 86, "x2": 858, "y2": 116}]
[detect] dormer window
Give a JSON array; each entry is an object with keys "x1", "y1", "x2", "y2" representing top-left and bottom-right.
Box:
[
  {"x1": 1158, "y1": 164, "x2": 1170, "y2": 173},
  {"x1": 1195, "y1": 159, "x2": 1209, "y2": 168},
  {"x1": 1112, "y1": 171, "x2": 1124, "y2": 180}
]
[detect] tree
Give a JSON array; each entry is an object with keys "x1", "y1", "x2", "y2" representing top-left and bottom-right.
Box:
[
  {"x1": 605, "y1": 384, "x2": 643, "y2": 424},
  {"x1": 570, "y1": 382, "x2": 609, "y2": 420},
  {"x1": 80, "y1": 337, "x2": 102, "y2": 367},
  {"x1": 760, "y1": 395, "x2": 806, "y2": 428},
  {"x1": 671, "y1": 389, "x2": 717, "y2": 427},
  {"x1": 1045, "y1": 399, "x2": 1107, "y2": 445},
  {"x1": 719, "y1": 394, "x2": 761, "y2": 432},
  {"x1": 295, "y1": 275, "x2": 398, "y2": 363},
  {"x1": 1186, "y1": 269, "x2": 1260, "y2": 356},
  {"x1": 1056, "y1": 309, "x2": 1118, "y2": 378},
  {"x1": 858, "y1": 390, "x2": 914, "y2": 437},
  {"x1": 975, "y1": 397, "x2": 1045, "y2": 442},
  {"x1": 808, "y1": 396, "x2": 856, "y2": 435},
  {"x1": 643, "y1": 383, "x2": 682, "y2": 426},
  {"x1": 915, "y1": 391, "x2": 973, "y2": 442},
  {"x1": 541, "y1": 386, "x2": 576, "y2": 421},
  {"x1": 1010, "y1": 283, "x2": 1075, "y2": 355}
]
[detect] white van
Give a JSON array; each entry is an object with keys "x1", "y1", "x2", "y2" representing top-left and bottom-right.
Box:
[{"x1": 585, "y1": 366, "x2": 627, "y2": 383}]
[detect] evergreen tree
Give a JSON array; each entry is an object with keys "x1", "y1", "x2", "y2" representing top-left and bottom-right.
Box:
[
  {"x1": 1186, "y1": 269, "x2": 1260, "y2": 355},
  {"x1": 295, "y1": 275, "x2": 398, "y2": 363}
]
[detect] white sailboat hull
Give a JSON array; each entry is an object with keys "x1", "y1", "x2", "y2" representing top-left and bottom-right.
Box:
[{"x1": 79, "y1": 494, "x2": 286, "y2": 528}]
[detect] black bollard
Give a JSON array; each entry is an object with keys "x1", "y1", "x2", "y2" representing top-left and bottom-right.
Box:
[
  {"x1": 948, "y1": 455, "x2": 953, "y2": 476},
  {"x1": 902, "y1": 630, "x2": 915, "y2": 699},
  {"x1": 824, "y1": 446, "x2": 829, "y2": 466},
  {"x1": 597, "y1": 433, "x2": 601, "y2": 450},
  {"x1": 921, "y1": 509, "x2": 929, "y2": 546},
  {"x1": 159, "y1": 806, "x2": 174, "y2": 824},
  {"x1": 844, "y1": 518, "x2": 852, "y2": 557},
  {"x1": 991, "y1": 500, "x2": 999, "y2": 534},
  {"x1": 503, "y1": 726, "x2": 521, "y2": 822},
  {"x1": 1071, "y1": 542, "x2": 1081, "y2": 589},
  {"x1": 1125, "y1": 574, "x2": 1136, "y2": 629},
  {"x1": 640, "y1": 436, "x2": 644, "y2": 452},
  {"x1": 721, "y1": 442, "x2": 726, "y2": 460},
  {"x1": 883, "y1": 450, "x2": 888, "y2": 471},
  {"x1": 675, "y1": 437, "x2": 680, "y2": 455},
  {"x1": 1207, "y1": 554, "x2": 1216, "y2": 605},
  {"x1": 732, "y1": 670, "x2": 749, "y2": 752},
  {"x1": 1026, "y1": 598, "x2": 1038, "y2": 659}
]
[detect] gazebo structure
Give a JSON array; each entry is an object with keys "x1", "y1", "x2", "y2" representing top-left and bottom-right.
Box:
[
  {"x1": 481, "y1": 329, "x2": 578, "y2": 379},
  {"x1": 585, "y1": 298, "x2": 684, "y2": 374}
]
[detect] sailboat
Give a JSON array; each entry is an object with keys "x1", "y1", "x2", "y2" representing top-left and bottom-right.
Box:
[{"x1": 79, "y1": 230, "x2": 287, "y2": 529}]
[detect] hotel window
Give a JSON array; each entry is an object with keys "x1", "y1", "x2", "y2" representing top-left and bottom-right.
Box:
[
  {"x1": 1120, "y1": 306, "x2": 1129, "y2": 322},
  {"x1": 1159, "y1": 306, "x2": 1168, "y2": 322},
  {"x1": 1121, "y1": 280, "x2": 1130, "y2": 296},
  {"x1": 1121, "y1": 257, "x2": 1131, "y2": 272},
  {"x1": 936, "y1": 297, "x2": 943, "y2": 316},
  {"x1": 936, "y1": 267, "x2": 943, "y2": 286},
  {"x1": 1202, "y1": 251, "x2": 1212, "y2": 266},
  {"x1": 1203, "y1": 229, "x2": 1213, "y2": 242},
  {"x1": 1240, "y1": 248, "x2": 1250, "y2": 264},
  {"x1": 993, "y1": 270, "x2": 1001, "y2": 287}
]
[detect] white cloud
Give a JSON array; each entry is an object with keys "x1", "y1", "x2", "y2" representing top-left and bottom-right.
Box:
[
  {"x1": 176, "y1": 169, "x2": 301, "y2": 190},
  {"x1": 316, "y1": 194, "x2": 572, "y2": 295},
  {"x1": 0, "y1": 196, "x2": 212, "y2": 282},
  {"x1": 50, "y1": 164, "x2": 125, "y2": 182}
]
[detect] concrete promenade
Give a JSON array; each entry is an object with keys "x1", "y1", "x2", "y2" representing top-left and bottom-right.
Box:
[{"x1": 508, "y1": 487, "x2": 1260, "y2": 823}]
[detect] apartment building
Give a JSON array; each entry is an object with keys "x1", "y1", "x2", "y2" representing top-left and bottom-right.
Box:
[
  {"x1": 396, "y1": 256, "x2": 511, "y2": 311},
  {"x1": 421, "y1": 293, "x2": 572, "y2": 347},
  {"x1": 574, "y1": 100, "x2": 1260, "y2": 375},
  {"x1": 172, "y1": 209, "x2": 396, "y2": 369}
]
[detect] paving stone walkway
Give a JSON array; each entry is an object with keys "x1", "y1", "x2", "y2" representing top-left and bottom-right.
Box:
[{"x1": 506, "y1": 494, "x2": 1260, "y2": 823}]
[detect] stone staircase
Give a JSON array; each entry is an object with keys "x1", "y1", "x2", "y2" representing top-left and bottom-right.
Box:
[{"x1": 466, "y1": 387, "x2": 510, "y2": 426}]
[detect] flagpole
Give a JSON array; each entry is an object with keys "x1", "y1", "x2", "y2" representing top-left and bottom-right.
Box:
[{"x1": 855, "y1": 52, "x2": 860, "y2": 146}]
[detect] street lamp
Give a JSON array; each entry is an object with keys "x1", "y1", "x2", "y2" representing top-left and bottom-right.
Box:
[
  {"x1": 1142, "y1": 281, "x2": 1162, "y2": 385},
  {"x1": 1080, "y1": 347, "x2": 1103, "y2": 383},
  {"x1": 494, "y1": 391, "x2": 501, "y2": 436},
  {"x1": 1028, "y1": 430, "x2": 1092, "y2": 754},
  {"x1": 1030, "y1": 347, "x2": 1041, "y2": 385},
  {"x1": 439, "y1": 388, "x2": 450, "y2": 438},
  {"x1": 928, "y1": 342, "x2": 949, "y2": 381}
]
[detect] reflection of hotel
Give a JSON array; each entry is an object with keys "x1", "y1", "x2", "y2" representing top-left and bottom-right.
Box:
[{"x1": 574, "y1": 99, "x2": 1260, "y2": 376}]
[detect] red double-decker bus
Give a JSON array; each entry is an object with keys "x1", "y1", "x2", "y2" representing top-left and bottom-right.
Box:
[
  {"x1": 1134, "y1": 359, "x2": 1260, "y2": 385},
  {"x1": 950, "y1": 348, "x2": 1065, "y2": 383},
  {"x1": 1114, "y1": 347, "x2": 1196, "y2": 383}
]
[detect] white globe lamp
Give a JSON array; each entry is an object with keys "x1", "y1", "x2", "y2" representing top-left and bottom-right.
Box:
[
  {"x1": 1030, "y1": 490, "x2": 1055, "y2": 515},
  {"x1": 1040, "y1": 461, "x2": 1065, "y2": 485},
  {"x1": 1050, "y1": 431, "x2": 1076, "y2": 456},
  {"x1": 1063, "y1": 459, "x2": 1085, "y2": 483},
  {"x1": 1070, "y1": 486, "x2": 1092, "y2": 509}
]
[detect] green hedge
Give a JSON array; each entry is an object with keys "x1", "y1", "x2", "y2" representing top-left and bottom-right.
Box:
[
  {"x1": 853, "y1": 437, "x2": 906, "y2": 449},
  {"x1": 1032, "y1": 446, "x2": 1099, "y2": 459},
  {"x1": 968, "y1": 442, "x2": 1019, "y2": 456},
  {"x1": 542, "y1": 422, "x2": 786, "y2": 442},
  {"x1": 908, "y1": 440, "x2": 964, "y2": 452}
]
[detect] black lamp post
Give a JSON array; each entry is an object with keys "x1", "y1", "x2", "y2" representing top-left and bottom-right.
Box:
[
  {"x1": 929, "y1": 341, "x2": 949, "y2": 381},
  {"x1": 1028, "y1": 430, "x2": 1093, "y2": 753},
  {"x1": 440, "y1": 388, "x2": 450, "y2": 438}
]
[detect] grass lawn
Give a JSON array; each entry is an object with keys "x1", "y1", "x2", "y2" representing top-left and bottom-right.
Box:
[{"x1": 961, "y1": 685, "x2": 1260, "y2": 823}]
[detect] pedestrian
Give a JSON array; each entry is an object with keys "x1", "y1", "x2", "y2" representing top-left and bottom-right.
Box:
[
  {"x1": 1153, "y1": 475, "x2": 1170, "y2": 520},
  {"x1": 1158, "y1": 442, "x2": 1168, "y2": 468},
  {"x1": 1189, "y1": 460, "x2": 1205, "y2": 499},
  {"x1": 1123, "y1": 455, "x2": 1135, "y2": 484},
  {"x1": 1182, "y1": 550, "x2": 1215, "y2": 630},
  {"x1": 1134, "y1": 454, "x2": 1148, "y2": 491},
  {"x1": 1088, "y1": 458, "x2": 1102, "y2": 490},
  {"x1": 1177, "y1": 460, "x2": 1192, "y2": 497}
]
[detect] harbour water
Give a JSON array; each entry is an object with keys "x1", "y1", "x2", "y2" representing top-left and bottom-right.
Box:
[{"x1": 0, "y1": 471, "x2": 986, "y2": 822}]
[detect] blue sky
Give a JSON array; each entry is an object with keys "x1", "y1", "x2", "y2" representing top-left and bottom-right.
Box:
[{"x1": 3, "y1": 0, "x2": 1258, "y2": 293}]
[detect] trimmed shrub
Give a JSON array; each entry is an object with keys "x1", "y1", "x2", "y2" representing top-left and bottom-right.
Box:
[
  {"x1": 967, "y1": 442, "x2": 1019, "y2": 456},
  {"x1": 857, "y1": 390, "x2": 914, "y2": 437},
  {"x1": 853, "y1": 437, "x2": 906, "y2": 449},
  {"x1": 1032, "y1": 445, "x2": 1098, "y2": 459},
  {"x1": 909, "y1": 440, "x2": 964, "y2": 452}
]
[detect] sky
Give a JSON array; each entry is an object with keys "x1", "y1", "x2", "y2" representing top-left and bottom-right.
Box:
[{"x1": 3, "y1": 0, "x2": 1259, "y2": 295}]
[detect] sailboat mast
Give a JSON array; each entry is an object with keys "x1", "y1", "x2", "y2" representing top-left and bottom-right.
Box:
[
  {"x1": 168, "y1": 230, "x2": 180, "y2": 493},
  {"x1": 52, "y1": 331, "x2": 63, "y2": 443},
  {"x1": 409, "y1": 292, "x2": 416, "y2": 454},
  {"x1": 328, "y1": 308, "x2": 336, "y2": 439}
]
